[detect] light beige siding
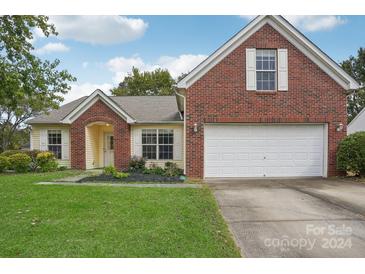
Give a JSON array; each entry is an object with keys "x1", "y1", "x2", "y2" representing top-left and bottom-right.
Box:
[
  {"x1": 131, "y1": 124, "x2": 184, "y2": 169},
  {"x1": 85, "y1": 125, "x2": 100, "y2": 169},
  {"x1": 85, "y1": 124, "x2": 114, "y2": 169},
  {"x1": 30, "y1": 124, "x2": 71, "y2": 168}
]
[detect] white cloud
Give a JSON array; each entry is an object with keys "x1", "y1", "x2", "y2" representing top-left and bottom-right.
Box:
[
  {"x1": 34, "y1": 42, "x2": 70, "y2": 55},
  {"x1": 106, "y1": 54, "x2": 207, "y2": 83},
  {"x1": 285, "y1": 16, "x2": 346, "y2": 32},
  {"x1": 240, "y1": 15, "x2": 346, "y2": 32},
  {"x1": 49, "y1": 16, "x2": 148, "y2": 45},
  {"x1": 157, "y1": 54, "x2": 207, "y2": 79},
  {"x1": 62, "y1": 54, "x2": 206, "y2": 103},
  {"x1": 63, "y1": 82, "x2": 113, "y2": 104},
  {"x1": 240, "y1": 15, "x2": 256, "y2": 21},
  {"x1": 82, "y1": 62, "x2": 89, "y2": 69}
]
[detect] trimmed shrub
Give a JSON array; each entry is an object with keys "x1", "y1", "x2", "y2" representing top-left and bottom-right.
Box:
[
  {"x1": 58, "y1": 166, "x2": 67, "y2": 171},
  {"x1": 2, "y1": 150, "x2": 41, "y2": 171},
  {"x1": 25, "y1": 150, "x2": 41, "y2": 171},
  {"x1": 337, "y1": 132, "x2": 365, "y2": 176},
  {"x1": 164, "y1": 162, "x2": 183, "y2": 177},
  {"x1": 113, "y1": 171, "x2": 130, "y2": 179},
  {"x1": 129, "y1": 156, "x2": 146, "y2": 172},
  {"x1": 8, "y1": 153, "x2": 31, "y2": 173},
  {"x1": 0, "y1": 156, "x2": 10, "y2": 172},
  {"x1": 104, "y1": 166, "x2": 117, "y2": 176},
  {"x1": 1, "y1": 150, "x2": 23, "y2": 157},
  {"x1": 143, "y1": 165, "x2": 165, "y2": 175},
  {"x1": 36, "y1": 151, "x2": 58, "y2": 172}
]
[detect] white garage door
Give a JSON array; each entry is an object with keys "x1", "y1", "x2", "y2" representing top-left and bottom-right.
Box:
[{"x1": 204, "y1": 124, "x2": 326, "y2": 178}]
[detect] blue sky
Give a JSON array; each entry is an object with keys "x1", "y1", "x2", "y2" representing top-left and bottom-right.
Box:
[{"x1": 32, "y1": 15, "x2": 365, "y2": 103}]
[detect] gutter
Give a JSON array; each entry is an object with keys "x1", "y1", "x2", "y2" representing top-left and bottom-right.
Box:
[
  {"x1": 133, "y1": 121, "x2": 183, "y2": 124},
  {"x1": 175, "y1": 89, "x2": 186, "y2": 174}
]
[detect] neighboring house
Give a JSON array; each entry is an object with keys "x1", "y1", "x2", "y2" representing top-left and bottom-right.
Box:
[
  {"x1": 347, "y1": 108, "x2": 365, "y2": 135},
  {"x1": 27, "y1": 15, "x2": 359, "y2": 178}
]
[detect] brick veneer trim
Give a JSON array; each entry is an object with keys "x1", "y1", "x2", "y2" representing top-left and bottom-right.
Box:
[
  {"x1": 70, "y1": 99, "x2": 130, "y2": 170},
  {"x1": 185, "y1": 23, "x2": 347, "y2": 178}
]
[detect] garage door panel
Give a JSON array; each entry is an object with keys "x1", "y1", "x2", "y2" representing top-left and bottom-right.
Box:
[
  {"x1": 206, "y1": 153, "x2": 219, "y2": 161},
  {"x1": 204, "y1": 124, "x2": 325, "y2": 178}
]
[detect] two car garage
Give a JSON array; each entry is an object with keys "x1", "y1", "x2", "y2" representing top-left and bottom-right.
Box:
[{"x1": 204, "y1": 124, "x2": 327, "y2": 178}]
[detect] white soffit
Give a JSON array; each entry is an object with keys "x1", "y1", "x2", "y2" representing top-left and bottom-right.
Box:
[{"x1": 61, "y1": 89, "x2": 136, "y2": 124}]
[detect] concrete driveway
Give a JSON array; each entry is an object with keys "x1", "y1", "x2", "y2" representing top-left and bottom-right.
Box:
[{"x1": 207, "y1": 178, "x2": 365, "y2": 257}]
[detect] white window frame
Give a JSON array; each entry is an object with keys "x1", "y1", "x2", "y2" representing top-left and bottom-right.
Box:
[
  {"x1": 256, "y1": 49, "x2": 277, "y2": 91},
  {"x1": 47, "y1": 129, "x2": 62, "y2": 159},
  {"x1": 141, "y1": 129, "x2": 174, "y2": 160}
]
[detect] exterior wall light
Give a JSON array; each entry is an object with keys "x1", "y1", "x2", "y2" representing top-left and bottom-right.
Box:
[
  {"x1": 336, "y1": 123, "x2": 344, "y2": 132},
  {"x1": 193, "y1": 123, "x2": 198, "y2": 133}
]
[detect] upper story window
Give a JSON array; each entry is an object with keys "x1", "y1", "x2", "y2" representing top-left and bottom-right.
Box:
[
  {"x1": 48, "y1": 130, "x2": 62, "y2": 159},
  {"x1": 256, "y1": 49, "x2": 276, "y2": 91}
]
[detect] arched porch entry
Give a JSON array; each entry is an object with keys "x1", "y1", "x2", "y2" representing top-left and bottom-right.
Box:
[
  {"x1": 70, "y1": 99, "x2": 131, "y2": 170},
  {"x1": 85, "y1": 121, "x2": 114, "y2": 169}
]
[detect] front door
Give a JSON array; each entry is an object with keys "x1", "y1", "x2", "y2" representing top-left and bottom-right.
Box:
[{"x1": 104, "y1": 133, "x2": 114, "y2": 167}]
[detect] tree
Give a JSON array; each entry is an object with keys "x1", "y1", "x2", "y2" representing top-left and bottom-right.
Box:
[
  {"x1": 111, "y1": 67, "x2": 176, "y2": 96},
  {"x1": 0, "y1": 16, "x2": 76, "y2": 151},
  {"x1": 177, "y1": 72, "x2": 188, "y2": 82},
  {"x1": 341, "y1": 47, "x2": 365, "y2": 123}
]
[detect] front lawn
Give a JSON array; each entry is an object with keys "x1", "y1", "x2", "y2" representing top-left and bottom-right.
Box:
[{"x1": 0, "y1": 171, "x2": 240, "y2": 257}]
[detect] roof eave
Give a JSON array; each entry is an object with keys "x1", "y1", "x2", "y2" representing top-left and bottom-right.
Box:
[
  {"x1": 133, "y1": 121, "x2": 184, "y2": 124},
  {"x1": 60, "y1": 89, "x2": 137, "y2": 124},
  {"x1": 177, "y1": 15, "x2": 360, "y2": 91}
]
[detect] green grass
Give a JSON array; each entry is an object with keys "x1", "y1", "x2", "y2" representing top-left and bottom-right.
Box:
[{"x1": 0, "y1": 171, "x2": 240, "y2": 257}]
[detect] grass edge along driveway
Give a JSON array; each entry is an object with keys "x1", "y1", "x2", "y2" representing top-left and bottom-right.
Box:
[{"x1": 0, "y1": 171, "x2": 240, "y2": 258}]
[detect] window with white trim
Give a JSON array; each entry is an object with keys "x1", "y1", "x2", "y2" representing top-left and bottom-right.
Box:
[
  {"x1": 142, "y1": 129, "x2": 174, "y2": 160},
  {"x1": 256, "y1": 49, "x2": 276, "y2": 91},
  {"x1": 48, "y1": 130, "x2": 62, "y2": 159}
]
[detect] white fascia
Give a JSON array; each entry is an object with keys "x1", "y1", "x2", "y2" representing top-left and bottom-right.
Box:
[
  {"x1": 177, "y1": 15, "x2": 359, "y2": 91},
  {"x1": 61, "y1": 89, "x2": 136, "y2": 124}
]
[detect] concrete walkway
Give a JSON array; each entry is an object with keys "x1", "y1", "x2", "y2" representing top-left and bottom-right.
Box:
[
  {"x1": 37, "y1": 181, "x2": 201, "y2": 188},
  {"x1": 53, "y1": 170, "x2": 103, "y2": 182}
]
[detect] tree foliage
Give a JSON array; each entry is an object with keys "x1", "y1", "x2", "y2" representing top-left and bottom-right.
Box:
[
  {"x1": 341, "y1": 47, "x2": 365, "y2": 123},
  {"x1": 111, "y1": 67, "x2": 176, "y2": 96},
  {"x1": 337, "y1": 132, "x2": 365, "y2": 176},
  {"x1": 0, "y1": 16, "x2": 76, "y2": 151}
]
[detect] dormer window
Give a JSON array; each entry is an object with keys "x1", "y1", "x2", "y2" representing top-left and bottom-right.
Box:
[{"x1": 256, "y1": 49, "x2": 276, "y2": 91}]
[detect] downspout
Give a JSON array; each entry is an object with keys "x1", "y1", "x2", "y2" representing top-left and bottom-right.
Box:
[{"x1": 175, "y1": 89, "x2": 186, "y2": 174}]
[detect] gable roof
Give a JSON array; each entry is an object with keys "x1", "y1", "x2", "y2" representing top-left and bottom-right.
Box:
[
  {"x1": 27, "y1": 97, "x2": 87, "y2": 124},
  {"x1": 177, "y1": 15, "x2": 360, "y2": 90},
  {"x1": 111, "y1": 96, "x2": 182, "y2": 123},
  {"x1": 27, "y1": 90, "x2": 182, "y2": 125},
  {"x1": 61, "y1": 89, "x2": 136, "y2": 124}
]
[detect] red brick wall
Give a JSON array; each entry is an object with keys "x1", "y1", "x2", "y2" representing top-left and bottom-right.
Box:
[
  {"x1": 185, "y1": 23, "x2": 347, "y2": 178},
  {"x1": 70, "y1": 99, "x2": 130, "y2": 170}
]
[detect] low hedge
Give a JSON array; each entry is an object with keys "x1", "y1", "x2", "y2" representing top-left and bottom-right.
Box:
[
  {"x1": 8, "y1": 153, "x2": 32, "y2": 173},
  {"x1": 36, "y1": 151, "x2": 58, "y2": 172},
  {"x1": 0, "y1": 156, "x2": 10, "y2": 172},
  {"x1": 0, "y1": 150, "x2": 59, "y2": 173},
  {"x1": 337, "y1": 131, "x2": 365, "y2": 176}
]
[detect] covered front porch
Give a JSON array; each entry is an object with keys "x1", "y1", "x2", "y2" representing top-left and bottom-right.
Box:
[{"x1": 85, "y1": 121, "x2": 114, "y2": 169}]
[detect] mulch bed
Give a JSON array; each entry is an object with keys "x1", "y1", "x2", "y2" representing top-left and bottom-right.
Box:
[{"x1": 78, "y1": 173, "x2": 184, "y2": 183}]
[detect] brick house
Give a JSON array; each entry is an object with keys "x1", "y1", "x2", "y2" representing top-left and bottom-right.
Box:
[{"x1": 28, "y1": 15, "x2": 359, "y2": 178}]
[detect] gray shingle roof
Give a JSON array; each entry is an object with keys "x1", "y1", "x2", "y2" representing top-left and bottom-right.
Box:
[{"x1": 27, "y1": 96, "x2": 182, "y2": 124}]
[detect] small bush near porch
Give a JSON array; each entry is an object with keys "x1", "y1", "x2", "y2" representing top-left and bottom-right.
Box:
[{"x1": 0, "y1": 171, "x2": 240, "y2": 257}]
